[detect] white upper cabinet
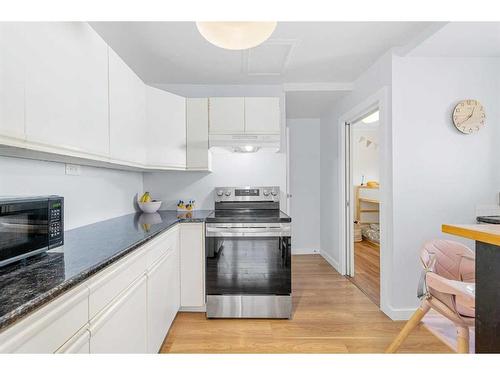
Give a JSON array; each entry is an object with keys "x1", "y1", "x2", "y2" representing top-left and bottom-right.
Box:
[
  {"x1": 187, "y1": 98, "x2": 211, "y2": 170},
  {"x1": 244, "y1": 97, "x2": 280, "y2": 134},
  {"x1": 108, "y1": 48, "x2": 146, "y2": 165},
  {"x1": 146, "y1": 86, "x2": 186, "y2": 168},
  {"x1": 24, "y1": 23, "x2": 110, "y2": 156},
  {"x1": 209, "y1": 97, "x2": 245, "y2": 134},
  {"x1": 0, "y1": 23, "x2": 25, "y2": 141}
]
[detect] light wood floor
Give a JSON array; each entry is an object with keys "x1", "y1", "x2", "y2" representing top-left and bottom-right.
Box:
[
  {"x1": 349, "y1": 240, "x2": 380, "y2": 306},
  {"x1": 160, "y1": 255, "x2": 451, "y2": 353}
]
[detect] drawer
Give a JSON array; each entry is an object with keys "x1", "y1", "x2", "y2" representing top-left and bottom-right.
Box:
[
  {"x1": 146, "y1": 226, "x2": 179, "y2": 269},
  {"x1": 88, "y1": 246, "x2": 148, "y2": 318},
  {"x1": 0, "y1": 283, "x2": 89, "y2": 353},
  {"x1": 55, "y1": 325, "x2": 90, "y2": 354}
]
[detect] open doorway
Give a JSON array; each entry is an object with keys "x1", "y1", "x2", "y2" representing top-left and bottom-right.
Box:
[{"x1": 346, "y1": 109, "x2": 381, "y2": 306}]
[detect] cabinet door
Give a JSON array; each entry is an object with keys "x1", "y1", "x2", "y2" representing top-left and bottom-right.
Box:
[
  {"x1": 147, "y1": 246, "x2": 180, "y2": 353},
  {"x1": 180, "y1": 223, "x2": 205, "y2": 309},
  {"x1": 0, "y1": 23, "x2": 25, "y2": 141},
  {"x1": 187, "y1": 98, "x2": 210, "y2": 170},
  {"x1": 109, "y1": 48, "x2": 146, "y2": 165},
  {"x1": 146, "y1": 86, "x2": 186, "y2": 168},
  {"x1": 89, "y1": 276, "x2": 148, "y2": 353},
  {"x1": 24, "y1": 23, "x2": 110, "y2": 156},
  {"x1": 208, "y1": 97, "x2": 245, "y2": 134},
  {"x1": 245, "y1": 97, "x2": 280, "y2": 134}
]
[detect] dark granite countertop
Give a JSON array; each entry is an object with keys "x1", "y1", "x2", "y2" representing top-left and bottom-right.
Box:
[{"x1": 0, "y1": 210, "x2": 212, "y2": 332}]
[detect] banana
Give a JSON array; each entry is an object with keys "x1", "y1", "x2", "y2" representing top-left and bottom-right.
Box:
[{"x1": 140, "y1": 192, "x2": 152, "y2": 203}]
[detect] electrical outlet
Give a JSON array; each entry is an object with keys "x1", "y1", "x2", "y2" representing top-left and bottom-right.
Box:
[{"x1": 65, "y1": 164, "x2": 82, "y2": 176}]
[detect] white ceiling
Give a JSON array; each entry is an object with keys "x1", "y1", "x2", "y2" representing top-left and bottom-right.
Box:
[
  {"x1": 90, "y1": 22, "x2": 433, "y2": 85},
  {"x1": 408, "y1": 22, "x2": 500, "y2": 57}
]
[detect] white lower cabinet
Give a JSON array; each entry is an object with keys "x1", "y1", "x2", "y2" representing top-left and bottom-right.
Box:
[
  {"x1": 180, "y1": 223, "x2": 206, "y2": 310},
  {"x1": 89, "y1": 275, "x2": 148, "y2": 354},
  {"x1": 147, "y1": 246, "x2": 180, "y2": 352},
  {"x1": 0, "y1": 222, "x2": 203, "y2": 353},
  {"x1": 56, "y1": 326, "x2": 90, "y2": 354}
]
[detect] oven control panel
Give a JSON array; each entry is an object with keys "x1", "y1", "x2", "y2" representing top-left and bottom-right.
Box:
[{"x1": 214, "y1": 186, "x2": 280, "y2": 202}]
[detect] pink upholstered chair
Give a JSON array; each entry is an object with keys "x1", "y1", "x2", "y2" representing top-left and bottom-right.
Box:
[{"x1": 386, "y1": 239, "x2": 475, "y2": 353}]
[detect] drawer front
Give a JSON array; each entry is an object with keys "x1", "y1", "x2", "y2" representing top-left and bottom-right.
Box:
[
  {"x1": 146, "y1": 226, "x2": 179, "y2": 269},
  {"x1": 0, "y1": 284, "x2": 89, "y2": 353},
  {"x1": 89, "y1": 275, "x2": 148, "y2": 353},
  {"x1": 55, "y1": 325, "x2": 90, "y2": 354},
  {"x1": 88, "y1": 247, "x2": 147, "y2": 318}
]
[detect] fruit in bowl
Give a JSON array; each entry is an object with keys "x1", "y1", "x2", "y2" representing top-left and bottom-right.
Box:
[{"x1": 138, "y1": 192, "x2": 162, "y2": 213}]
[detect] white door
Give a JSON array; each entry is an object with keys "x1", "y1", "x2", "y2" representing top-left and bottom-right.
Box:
[
  {"x1": 208, "y1": 97, "x2": 245, "y2": 134},
  {"x1": 146, "y1": 247, "x2": 180, "y2": 353},
  {"x1": 245, "y1": 97, "x2": 280, "y2": 134},
  {"x1": 89, "y1": 276, "x2": 148, "y2": 353},
  {"x1": 109, "y1": 48, "x2": 146, "y2": 165},
  {"x1": 146, "y1": 86, "x2": 186, "y2": 168},
  {"x1": 0, "y1": 23, "x2": 25, "y2": 141},
  {"x1": 186, "y1": 98, "x2": 210, "y2": 170},
  {"x1": 180, "y1": 223, "x2": 205, "y2": 308},
  {"x1": 24, "y1": 23, "x2": 110, "y2": 156}
]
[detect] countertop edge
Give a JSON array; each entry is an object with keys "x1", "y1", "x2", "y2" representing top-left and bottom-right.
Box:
[
  {"x1": 0, "y1": 217, "x2": 205, "y2": 332},
  {"x1": 442, "y1": 224, "x2": 500, "y2": 247}
]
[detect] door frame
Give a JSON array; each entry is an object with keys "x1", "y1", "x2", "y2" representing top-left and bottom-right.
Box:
[{"x1": 338, "y1": 86, "x2": 393, "y2": 315}]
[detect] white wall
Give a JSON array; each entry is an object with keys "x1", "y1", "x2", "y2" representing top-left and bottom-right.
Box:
[
  {"x1": 320, "y1": 51, "x2": 393, "y2": 272},
  {"x1": 143, "y1": 151, "x2": 287, "y2": 211},
  {"x1": 288, "y1": 119, "x2": 320, "y2": 254},
  {"x1": 0, "y1": 156, "x2": 143, "y2": 230},
  {"x1": 391, "y1": 56, "x2": 500, "y2": 311},
  {"x1": 352, "y1": 124, "x2": 380, "y2": 185}
]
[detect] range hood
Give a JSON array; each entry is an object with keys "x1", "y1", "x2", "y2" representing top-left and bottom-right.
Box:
[{"x1": 209, "y1": 134, "x2": 280, "y2": 153}]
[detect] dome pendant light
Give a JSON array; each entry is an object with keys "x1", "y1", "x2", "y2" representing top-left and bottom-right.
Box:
[{"x1": 196, "y1": 22, "x2": 277, "y2": 50}]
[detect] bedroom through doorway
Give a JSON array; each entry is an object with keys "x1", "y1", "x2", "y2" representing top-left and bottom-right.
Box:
[{"x1": 347, "y1": 109, "x2": 381, "y2": 306}]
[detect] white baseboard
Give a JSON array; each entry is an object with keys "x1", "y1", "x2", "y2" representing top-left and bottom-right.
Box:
[
  {"x1": 179, "y1": 305, "x2": 206, "y2": 312},
  {"x1": 320, "y1": 250, "x2": 340, "y2": 273},
  {"x1": 382, "y1": 306, "x2": 415, "y2": 321},
  {"x1": 292, "y1": 248, "x2": 320, "y2": 255}
]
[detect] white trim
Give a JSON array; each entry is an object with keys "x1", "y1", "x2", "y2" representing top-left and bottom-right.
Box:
[
  {"x1": 283, "y1": 82, "x2": 354, "y2": 92},
  {"x1": 384, "y1": 307, "x2": 415, "y2": 321},
  {"x1": 320, "y1": 250, "x2": 340, "y2": 273},
  {"x1": 292, "y1": 248, "x2": 320, "y2": 255},
  {"x1": 179, "y1": 306, "x2": 206, "y2": 312},
  {"x1": 338, "y1": 86, "x2": 393, "y2": 318}
]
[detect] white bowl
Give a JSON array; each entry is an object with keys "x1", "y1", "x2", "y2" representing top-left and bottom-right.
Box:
[{"x1": 138, "y1": 200, "x2": 162, "y2": 213}]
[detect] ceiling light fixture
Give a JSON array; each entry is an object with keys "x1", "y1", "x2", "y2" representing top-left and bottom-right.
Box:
[
  {"x1": 361, "y1": 110, "x2": 379, "y2": 124},
  {"x1": 196, "y1": 22, "x2": 277, "y2": 50}
]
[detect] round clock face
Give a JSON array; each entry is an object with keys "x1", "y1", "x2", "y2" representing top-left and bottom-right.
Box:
[{"x1": 452, "y1": 99, "x2": 486, "y2": 134}]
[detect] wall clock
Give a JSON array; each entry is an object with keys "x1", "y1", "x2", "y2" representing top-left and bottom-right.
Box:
[{"x1": 452, "y1": 99, "x2": 486, "y2": 134}]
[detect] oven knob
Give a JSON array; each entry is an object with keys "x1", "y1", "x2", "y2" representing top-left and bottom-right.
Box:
[
  {"x1": 271, "y1": 191, "x2": 278, "y2": 196},
  {"x1": 216, "y1": 190, "x2": 224, "y2": 197},
  {"x1": 263, "y1": 190, "x2": 270, "y2": 196},
  {"x1": 224, "y1": 190, "x2": 231, "y2": 196}
]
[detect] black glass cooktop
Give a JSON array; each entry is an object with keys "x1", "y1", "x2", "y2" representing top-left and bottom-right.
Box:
[{"x1": 206, "y1": 209, "x2": 291, "y2": 223}]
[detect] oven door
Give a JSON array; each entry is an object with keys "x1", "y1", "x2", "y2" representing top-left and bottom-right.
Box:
[
  {"x1": 0, "y1": 199, "x2": 49, "y2": 267},
  {"x1": 205, "y1": 223, "x2": 291, "y2": 296}
]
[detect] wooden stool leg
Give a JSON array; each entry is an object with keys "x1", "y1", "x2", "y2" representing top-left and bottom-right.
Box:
[
  {"x1": 386, "y1": 303, "x2": 430, "y2": 353},
  {"x1": 456, "y1": 326, "x2": 469, "y2": 354}
]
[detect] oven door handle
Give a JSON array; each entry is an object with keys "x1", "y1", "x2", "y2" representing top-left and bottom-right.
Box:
[{"x1": 206, "y1": 226, "x2": 290, "y2": 237}]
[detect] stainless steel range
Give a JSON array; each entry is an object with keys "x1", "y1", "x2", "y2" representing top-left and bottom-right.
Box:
[{"x1": 205, "y1": 186, "x2": 292, "y2": 319}]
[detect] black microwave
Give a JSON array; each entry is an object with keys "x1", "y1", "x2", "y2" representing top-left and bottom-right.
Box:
[{"x1": 0, "y1": 196, "x2": 64, "y2": 267}]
